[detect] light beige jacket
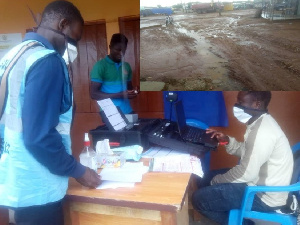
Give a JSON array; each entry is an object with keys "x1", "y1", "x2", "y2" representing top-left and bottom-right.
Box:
[{"x1": 212, "y1": 114, "x2": 294, "y2": 207}]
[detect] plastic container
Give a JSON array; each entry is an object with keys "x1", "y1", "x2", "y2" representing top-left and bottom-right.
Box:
[
  {"x1": 98, "y1": 151, "x2": 126, "y2": 168},
  {"x1": 79, "y1": 133, "x2": 97, "y2": 171}
]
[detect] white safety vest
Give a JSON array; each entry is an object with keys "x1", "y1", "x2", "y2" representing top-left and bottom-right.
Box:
[{"x1": 0, "y1": 40, "x2": 73, "y2": 207}]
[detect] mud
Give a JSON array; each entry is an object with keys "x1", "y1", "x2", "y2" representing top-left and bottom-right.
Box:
[{"x1": 140, "y1": 9, "x2": 300, "y2": 91}]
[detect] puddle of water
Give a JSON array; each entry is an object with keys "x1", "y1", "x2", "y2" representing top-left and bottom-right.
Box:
[
  {"x1": 141, "y1": 23, "x2": 162, "y2": 29},
  {"x1": 238, "y1": 40, "x2": 256, "y2": 46},
  {"x1": 175, "y1": 25, "x2": 229, "y2": 83}
]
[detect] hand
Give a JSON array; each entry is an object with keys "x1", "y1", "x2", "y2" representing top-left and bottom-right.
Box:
[
  {"x1": 133, "y1": 86, "x2": 140, "y2": 94},
  {"x1": 75, "y1": 167, "x2": 102, "y2": 188},
  {"x1": 127, "y1": 90, "x2": 138, "y2": 99},
  {"x1": 206, "y1": 129, "x2": 229, "y2": 144}
]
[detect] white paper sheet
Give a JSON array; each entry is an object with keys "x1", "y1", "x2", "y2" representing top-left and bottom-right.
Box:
[
  {"x1": 97, "y1": 98, "x2": 114, "y2": 108},
  {"x1": 142, "y1": 146, "x2": 187, "y2": 158},
  {"x1": 96, "y1": 181, "x2": 135, "y2": 189},
  {"x1": 100, "y1": 162, "x2": 148, "y2": 183},
  {"x1": 113, "y1": 121, "x2": 127, "y2": 131},
  {"x1": 150, "y1": 154, "x2": 204, "y2": 177},
  {"x1": 102, "y1": 105, "x2": 119, "y2": 117},
  {"x1": 97, "y1": 98, "x2": 127, "y2": 131}
]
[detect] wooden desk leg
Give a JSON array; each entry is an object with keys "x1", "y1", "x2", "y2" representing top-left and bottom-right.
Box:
[
  {"x1": 189, "y1": 175, "x2": 202, "y2": 222},
  {"x1": 161, "y1": 211, "x2": 177, "y2": 225},
  {"x1": 63, "y1": 201, "x2": 71, "y2": 225},
  {"x1": 161, "y1": 195, "x2": 189, "y2": 225},
  {"x1": 0, "y1": 207, "x2": 9, "y2": 225},
  {"x1": 70, "y1": 210, "x2": 80, "y2": 225}
]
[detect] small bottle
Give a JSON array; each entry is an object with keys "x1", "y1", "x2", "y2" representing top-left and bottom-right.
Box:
[{"x1": 79, "y1": 133, "x2": 97, "y2": 172}]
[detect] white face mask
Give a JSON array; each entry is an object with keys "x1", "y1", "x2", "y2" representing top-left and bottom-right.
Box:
[
  {"x1": 233, "y1": 106, "x2": 252, "y2": 123},
  {"x1": 63, "y1": 43, "x2": 78, "y2": 65}
]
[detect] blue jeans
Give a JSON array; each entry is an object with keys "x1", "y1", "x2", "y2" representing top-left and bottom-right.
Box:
[{"x1": 192, "y1": 170, "x2": 280, "y2": 225}]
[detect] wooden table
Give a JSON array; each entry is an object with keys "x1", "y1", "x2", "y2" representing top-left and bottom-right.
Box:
[{"x1": 64, "y1": 172, "x2": 191, "y2": 225}]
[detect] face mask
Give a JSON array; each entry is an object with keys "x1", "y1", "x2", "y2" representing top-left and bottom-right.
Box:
[
  {"x1": 63, "y1": 42, "x2": 78, "y2": 65},
  {"x1": 39, "y1": 25, "x2": 78, "y2": 64},
  {"x1": 233, "y1": 105, "x2": 252, "y2": 123}
]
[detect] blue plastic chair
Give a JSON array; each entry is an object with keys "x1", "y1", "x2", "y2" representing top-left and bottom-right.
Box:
[
  {"x1": 186, "y1": 119, "x2": 211, "y2": 173},
  {"x1": 228, "y1": 142, "x2": 300, "y2": 225},
  {"x1": 186, "y1": 119, "x2": 209, "y2": 130}
]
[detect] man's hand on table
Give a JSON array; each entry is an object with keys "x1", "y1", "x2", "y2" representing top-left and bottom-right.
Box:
[{"x1": 75, "y1": 167, "x2": 102, "y2": 188}]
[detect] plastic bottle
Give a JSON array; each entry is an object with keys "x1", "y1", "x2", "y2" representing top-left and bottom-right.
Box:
[{"x1": 79, "y1": 133, "x2": 97, "y2": 172}]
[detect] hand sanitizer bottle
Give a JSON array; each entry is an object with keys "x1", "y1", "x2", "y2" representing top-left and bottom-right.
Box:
[{"x1": 79, "y1": 133, "x2": 97, "y2": 172}]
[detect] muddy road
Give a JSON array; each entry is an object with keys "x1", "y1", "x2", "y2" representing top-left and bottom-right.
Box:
[{"x1": 140, "y1": 9, "x2": 300, "y2": 90}]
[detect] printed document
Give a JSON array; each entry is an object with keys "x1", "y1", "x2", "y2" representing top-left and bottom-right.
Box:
[
  {"x1": 150, "y1": 154, "x2": 203, "y2": 177},
  {"x1": 100, "y1": 162, "x2": 148, "y2": 183}
]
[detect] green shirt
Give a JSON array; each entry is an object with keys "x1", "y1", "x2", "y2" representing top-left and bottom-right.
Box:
[{"x1": 91, "y1": 56, "x2": 133, "y2": 113}]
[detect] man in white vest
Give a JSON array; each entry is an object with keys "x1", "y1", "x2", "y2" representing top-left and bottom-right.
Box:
[{"x1": 0, "y1": 1, "x2": 101, "y2": 224}]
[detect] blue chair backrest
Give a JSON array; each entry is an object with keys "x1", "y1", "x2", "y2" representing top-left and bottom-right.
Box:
[
  {"x1": 292, "y1": 142, "x2": 300, "y2": 154},
  {"x1": 291, "y1": 142, "x2": 300, "y2": 200},
  {"x1": 292, "y1": 143, "x2": 300, "y2": 184},
  {"x1": 186, "y1": 119, "x2": 209, "y2": 129}
]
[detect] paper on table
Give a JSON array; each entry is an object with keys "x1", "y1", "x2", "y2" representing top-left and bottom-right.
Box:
[
  {"x1": 100, "y1": 162, "x2": 148, "y2": 183},
  {"x1": 150, "y1": 154, "x2": 203, "y2": 177},
  {"x1": 142, "y1": 146, "x2": 187, "y2": 158},
  {"x1": 122, "y1": 162, "x2": 149, "y2": 174},
  {"x1": 96, "y1": 181, "x2": 135, "y2": 189}
]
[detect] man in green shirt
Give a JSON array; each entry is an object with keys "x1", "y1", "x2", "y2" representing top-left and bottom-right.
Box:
[{"x1": 90, "y1": 33, "x2": 137, "y2": 114}]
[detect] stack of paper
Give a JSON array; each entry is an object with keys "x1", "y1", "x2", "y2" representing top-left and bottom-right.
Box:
[
  {"x1": 97, "y1": 162, "x2": 148, "y2": 189},
  {"x1": 149, "y1": 154, "x2": 204, "y2": 177}
]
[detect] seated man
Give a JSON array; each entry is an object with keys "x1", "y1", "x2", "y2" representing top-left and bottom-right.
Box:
[
  {"x1": 192, "y1": 91, "x2": 294, "y2": 225},
  {"x1": 90, "y1": 33, "x2": 137, "y2": 114}
]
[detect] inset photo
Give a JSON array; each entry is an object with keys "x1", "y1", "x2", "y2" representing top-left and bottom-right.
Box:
[{"x1": 140, "y1": 0, "x2": 300, "y2": 91}]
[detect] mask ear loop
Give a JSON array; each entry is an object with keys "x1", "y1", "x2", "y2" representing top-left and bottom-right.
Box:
[
  {"x1": 64, "y1": 40, "x2": 74, "y2": 85},
  {"x1": 64, "y1": 39, "x2": 76, "y2": 129}
]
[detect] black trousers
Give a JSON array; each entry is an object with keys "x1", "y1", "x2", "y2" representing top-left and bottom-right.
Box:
[{"x1": 14, "y1": 200, "x2": 64, "y2": 225}]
